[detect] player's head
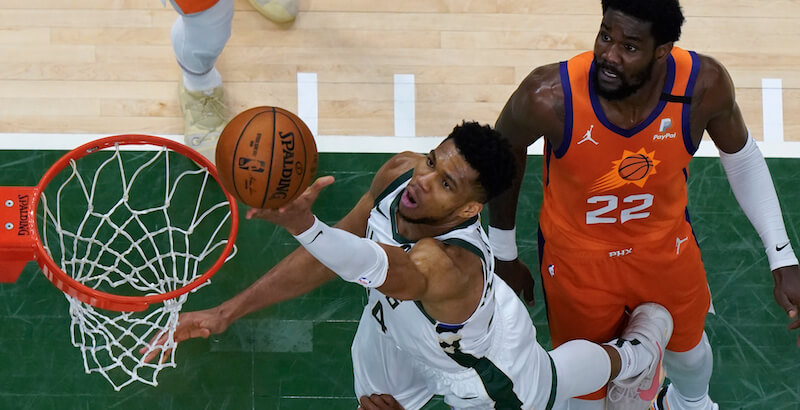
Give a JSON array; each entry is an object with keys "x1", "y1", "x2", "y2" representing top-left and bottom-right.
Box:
[
  {"x1": 398, "y1": 121, "x2": 514, "y2": 225},
  {"x1": 593, "y1": 0, "x2": 685, "y2": 100}
]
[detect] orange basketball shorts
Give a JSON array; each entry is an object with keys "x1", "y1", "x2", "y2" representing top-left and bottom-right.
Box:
[{"x1": 537, "y1": 223, "x2": 711, "y2": 387}]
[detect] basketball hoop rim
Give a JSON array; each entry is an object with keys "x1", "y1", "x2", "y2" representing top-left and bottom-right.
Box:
[{"x1": 30, "y1": 134, "x2": 239, "y2": 312}]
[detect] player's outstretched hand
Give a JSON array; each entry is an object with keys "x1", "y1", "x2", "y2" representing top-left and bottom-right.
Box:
[
  {"x1": 772, "y1": 265, "x2": 800, "y2": 346},
  {"x1": 358, "y1": 394, "x2": 405, "y2": 410},
  {"x1": 495, "y1": 258, "x2": 535, "y2": 306},
  {"x1": 140, "y1": 308, "x2": 229, "y2": 363},
  {"x1": 247, "y1": 176, "x2": 335, "y2": 235}
]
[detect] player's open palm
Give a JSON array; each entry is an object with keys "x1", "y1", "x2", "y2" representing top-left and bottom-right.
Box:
[
  {"x1": 140, "y1": 308, "x2": 229, "y2": 363},
  {"x1": 495, "y1": 258, "x2": 536, "y2": 306},
  {"x1": 772, "y1": 265, "x2": 800, "y2": 346},
  {"x1": 247, "y1": 176, "x2": 334, "y2": 235}
]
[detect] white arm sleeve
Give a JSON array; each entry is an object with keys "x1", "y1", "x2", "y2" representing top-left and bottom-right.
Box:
[
  {"x1": 488, "y1": 226, "x2": 518, "y2": 261},
  {"x1": 292, "y1": 216, "x2": 388, "y2": 288},
  {"x1": 719, "y1": 135, "x2": 798, "y2": 270}
]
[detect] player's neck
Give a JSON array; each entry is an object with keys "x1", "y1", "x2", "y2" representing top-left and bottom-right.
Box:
[
  {"x1": 394, "y1": 212, "x2": 469, "y2": 241},
  {"x1": 599, "y1": 62, "x2": 667, "y2": 129}
]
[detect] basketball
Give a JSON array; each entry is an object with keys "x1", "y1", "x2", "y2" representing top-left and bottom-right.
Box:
[
  {"x1": 215, "y1": 106, "x2": 318, "y2": 209},
  {"x1": 617, "y1": 153, "x2": 652, "y2": 181}
]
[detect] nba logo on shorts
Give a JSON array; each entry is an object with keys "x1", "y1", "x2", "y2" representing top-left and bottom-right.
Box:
[
  {"x1": 547, "y1": 264, "x2": 555, "y2": 277},
  {"x1": 659, "y1": 118, "x2": 672, "y2": 132}
]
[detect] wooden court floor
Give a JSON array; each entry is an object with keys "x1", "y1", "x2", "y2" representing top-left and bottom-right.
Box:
[{"x1": 1, "y1": 0, "x2": 799, "y2": 140}]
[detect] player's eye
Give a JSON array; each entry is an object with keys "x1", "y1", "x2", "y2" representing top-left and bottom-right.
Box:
[
  {"x1": 625, "y1": 44, "x2": 637, "y2": 52},
  {"x1": 426, "y1": 156, "x2": 434, "y2": 168},
  {"x1": 442, "y1": 179, "x2": 450, "y2": 190}
]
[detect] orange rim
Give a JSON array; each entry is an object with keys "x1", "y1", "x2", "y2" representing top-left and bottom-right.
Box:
[{"x1": 31, "y1": 135, "x2": 239, "y2": 312}]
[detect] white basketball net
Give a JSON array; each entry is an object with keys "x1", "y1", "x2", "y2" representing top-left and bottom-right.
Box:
[{"x1": 38, "y1": 143, "x2": 236, "y2": 391}]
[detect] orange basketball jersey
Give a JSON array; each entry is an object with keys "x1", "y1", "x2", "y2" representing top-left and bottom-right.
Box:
[{"x1": 540, "y1": 47, "x2": 701, "y2": 251}]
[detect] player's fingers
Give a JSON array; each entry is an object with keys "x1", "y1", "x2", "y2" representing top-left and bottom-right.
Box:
[
  {"x1": 375, "y1": 394, "x2": 402, "y2": 408},
  {"x1": 524, "y1": 287, "x2": 535, "y2": 307},
  {"x1": 773, "y1": 288, "x2": 796, "y2": 317},
  {"x1": 304, "y1": 176, "x2": 334, "y2": 199},
  {"x1": 787, "y1": 315, "x2": 800, "y2": 330},
  {"x1": 358, "y1": 396, "x2": 379, "y2": 410}
]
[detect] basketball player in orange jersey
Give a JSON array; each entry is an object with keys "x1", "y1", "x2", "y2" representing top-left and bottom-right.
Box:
[
  {"x1": 167, "y1": 0, "x2": 297, "y2": 161},
  {"x1": 487, "y1": 0, "x2": 800, "y2": 409}
]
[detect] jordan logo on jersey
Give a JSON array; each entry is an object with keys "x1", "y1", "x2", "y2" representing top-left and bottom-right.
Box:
[
  {"x1": 591, "y1": 148, "x2": 661, "y2": 192},
  {"x1": 578, "y1": 125, "x2": 598, "y2": 145}
]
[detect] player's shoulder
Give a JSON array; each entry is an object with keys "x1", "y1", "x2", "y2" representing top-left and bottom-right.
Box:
[
  {"x1": 514, "y1": 63, "x2": 564, "y2": 111},
  {"x1": 695, "y1": 54, "x2": 731, "y2": 86},
  {"x1": 692, "y1": 53, "x2": 736, "y2": 110},
  {"x1": 367, "y1": 151, "x2": 420, "y2": 198}
]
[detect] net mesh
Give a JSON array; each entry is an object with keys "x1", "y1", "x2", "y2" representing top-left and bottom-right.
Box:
[{"x1": 38, "y1": 142, "x2": 236, "y2": 390}]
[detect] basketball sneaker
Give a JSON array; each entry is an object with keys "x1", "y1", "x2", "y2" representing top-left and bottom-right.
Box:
[
  {"x1": 179, "y1": 83, "x2": 226, "y2": 164},
  {"x1": 607, "y1": 303, "x2": 674, "y2": 410},
  {"x1": 248, "y1": 0, "x2": 298, "y2": 23},
  {"x1": 650, "y1": 383, "x2": 719, "y2": 410}
]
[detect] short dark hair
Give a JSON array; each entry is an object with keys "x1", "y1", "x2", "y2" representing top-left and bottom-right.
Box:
[
  {"x1": 601, "y1": 0, "x2": 685, "y2": 45},
  {"x1": 445, "y1": 121, "x2": 515, "y2": 203}
]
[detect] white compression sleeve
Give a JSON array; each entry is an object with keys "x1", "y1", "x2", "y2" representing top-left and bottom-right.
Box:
[
  {"x1": 488, "y1": 226, "x2": 518, "y2": 261},
  {"x1": 293, "y1": 216, "x2": 389, "y2": 288},
  {"x1": 719, "y1": 135, "x2": 798, "y2": 270}
]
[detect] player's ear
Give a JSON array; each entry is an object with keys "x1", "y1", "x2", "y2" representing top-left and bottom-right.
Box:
[
  {"x1": 458, "y1": 201, "x2": 483, "y2": 219},
  {"x1": 655, "y1": 42, "x2": 673, "y2": 61}
]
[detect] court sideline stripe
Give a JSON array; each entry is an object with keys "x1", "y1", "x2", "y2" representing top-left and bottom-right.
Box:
[{"x1": 1, "y1": 133, "x2": 800, "y2": 158}]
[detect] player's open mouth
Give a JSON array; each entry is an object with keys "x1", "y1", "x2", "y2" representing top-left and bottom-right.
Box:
[
  {"x1": 601, "y1": 68, "x2": 618, "y2": 78},
  {"x1": 401, "y1": 188, "x2": 418, "y2": 209}
]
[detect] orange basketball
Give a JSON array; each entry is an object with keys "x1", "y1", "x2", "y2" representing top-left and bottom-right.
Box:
[
  {"x1": 215, "y1": 106, "x2": 318, "y2": 209},
  {"x1": 617, "y1": 153, "x2": 652, "y2": 181}
]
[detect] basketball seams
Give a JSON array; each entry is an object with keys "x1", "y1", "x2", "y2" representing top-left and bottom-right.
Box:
[
  {"x1": 260, "y1": 107, "x2": 278, "y2": 209},
  {"x1": 618, "y1": 154, "x2": 652, "y2": 181},
  {"x1": 231, "y1": 108, "x2": 270, "y2": 202},
  {"x1": 276, "y1": 107, "x2": 314, "y2": 204}
]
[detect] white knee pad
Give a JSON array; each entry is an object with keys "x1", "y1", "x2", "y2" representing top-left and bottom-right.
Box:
[
  {"x1": 548, "y1": 340, "x2": 610, "y2": 405},
  {"x1": 663, "y1": 332, "x2": 713, "y2": 400},
  {"x1": 170, "y1": 0, "x2": 233, "y2": 77}
]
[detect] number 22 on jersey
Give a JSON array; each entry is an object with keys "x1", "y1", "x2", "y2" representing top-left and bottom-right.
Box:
[{"x1": 586, "y1": 193, "x2": 654, "y2": 224}]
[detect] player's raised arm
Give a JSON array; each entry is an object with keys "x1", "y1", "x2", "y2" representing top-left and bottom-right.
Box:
[
  {"x1": 488, "y1": 63, "x2": 563, "y2": 304},
  {"x1": 142, "y1": 153, "x2": 418, "y2": 361},
  {"x1": 700, "y1": 55, "x2": 800, "y2": 341}
]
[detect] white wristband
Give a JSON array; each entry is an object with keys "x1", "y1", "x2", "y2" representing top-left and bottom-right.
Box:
[
  {"x1": 293, "y1": 216, "x2": 389, "y2": 288},
  {"x1": 488, "y1": 226, "x2": 518, "y2": 261}
]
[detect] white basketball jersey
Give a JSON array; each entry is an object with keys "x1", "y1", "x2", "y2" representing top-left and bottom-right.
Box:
[{"x1": 363, "y1": 170, "x2": 497, "y2": 373}]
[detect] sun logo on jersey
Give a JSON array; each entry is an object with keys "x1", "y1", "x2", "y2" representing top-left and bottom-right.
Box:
[{"x1": 591, "y1": 148, "x2": 660, "y2": 192}]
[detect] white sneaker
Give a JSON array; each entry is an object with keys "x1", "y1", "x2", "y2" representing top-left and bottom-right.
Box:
[
  {"x1": 248, "y1": 0, "x2": 298, "y2": 23},
  {"x1": 607, "y1": 303, "x2": 674, "y2": 410},
  {"x1": 179, "y1": 82, "x2": 226, "y2": 164},
  {"x1": 650, "y1": 383, "x2": 719, "y2": 410}
]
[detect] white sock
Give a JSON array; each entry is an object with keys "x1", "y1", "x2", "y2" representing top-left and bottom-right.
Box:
[
  {"x1": 663, "y1": 332, "x2": 713, "y2": 403},
  {"x1": 666, "y1": 383, "x2": 715, "y2": 410},
  {"x1": 607, "y1": 338, "x2": 654, "y2": 381},
  {"x1": 182, "y1": 67, "x2": 223, "y2": 92}
]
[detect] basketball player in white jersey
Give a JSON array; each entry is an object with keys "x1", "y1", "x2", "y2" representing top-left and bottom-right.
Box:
[{"x1": 146, "y1": 122, "x2": 673, "y2": 409}]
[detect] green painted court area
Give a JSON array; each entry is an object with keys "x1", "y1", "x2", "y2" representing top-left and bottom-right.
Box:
[{"x1": 1, "y1": 151, "x2": 798, "y2": 409}]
